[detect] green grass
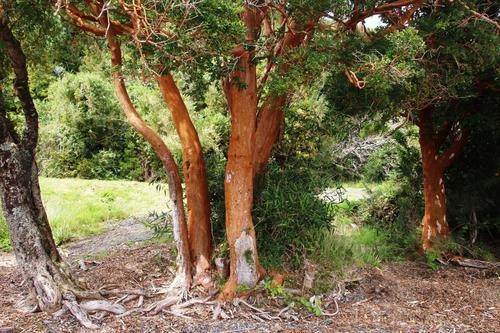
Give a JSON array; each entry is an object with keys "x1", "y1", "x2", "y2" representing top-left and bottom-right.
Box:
[
  {"x1": 0, "y1": 177, "x2": 168, "y2": 251},
  {"x1": 311, "y1": 180, "x2": 408, "y2": 292}
]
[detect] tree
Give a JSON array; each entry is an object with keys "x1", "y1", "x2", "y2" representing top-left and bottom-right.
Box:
[
  {"x1": 0, "y1": 9, "x2": 97, "y2": 327},
  {"x1": 411, "y1": 1, "x2": 498, "y2": 251},
  {"x1": 59, "y1": 0, "x2": 426, "y2": 301},
  {"x1": 220, "y1": 0, "x2": 424, "y2": 297},
  {"x1": 323, "y1": 0, "x2": 499, "y2": 251},
  {"x1": 58, "y1": 0, "x2": 242, "y2": 299}
]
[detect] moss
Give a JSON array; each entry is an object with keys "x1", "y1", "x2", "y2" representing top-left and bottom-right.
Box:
[
  {"x1": 235, "y1": 284, "x2": 251, "y2": 294},
  {"x1": 244, "y1": 249, "x2": 254, "y2": 266}
]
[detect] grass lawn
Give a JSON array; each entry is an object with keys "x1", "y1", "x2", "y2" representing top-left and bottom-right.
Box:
[{"x1": 0, "y1": 177, "x2": 168, "y2": 251}]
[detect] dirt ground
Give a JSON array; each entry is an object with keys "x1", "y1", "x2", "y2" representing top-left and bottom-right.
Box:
[{"x1": 0, "y1": 219, "x2": 498, "y2": 333}]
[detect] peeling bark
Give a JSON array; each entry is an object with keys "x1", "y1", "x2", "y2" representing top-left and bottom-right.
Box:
[
  {"x1": 420, "y1": 143, "x2": 448, "y2": 251},
  {"x1": 157, "y1": 73, "x2": 212, "y2": 283},
  {"x1": 107, "y1": 35, "x2": 192, "y2": 289}
]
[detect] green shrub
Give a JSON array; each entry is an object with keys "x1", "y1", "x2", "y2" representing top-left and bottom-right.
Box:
[
  {"x1": 37, "y1": 71, "x2": 162, "y2": 180},
  {"x1": 362, "y1": 144, "x2": 399, "y2": 182},
  {"x1": 253, "y1": 162, "x2": 335, "y2": 269}
]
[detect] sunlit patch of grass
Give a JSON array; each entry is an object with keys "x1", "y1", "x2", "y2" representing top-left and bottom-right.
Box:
[
  {"x1": 0, "y1": 177, "x2": 168, "y2": 250},
  {"x1": 0, "y1": 216, "x2": 9, "y2": 251}
]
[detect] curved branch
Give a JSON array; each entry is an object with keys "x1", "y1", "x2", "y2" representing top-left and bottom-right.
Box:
[
  {"x1": 64, "y1": 3, "x2": 106, "y2": 36},
  {"x1": 107, "y1": 35, "x2": 192, "y2": 289},
  {"x1": 343, "y1": 0, "x2": 423, "y2": 30}
]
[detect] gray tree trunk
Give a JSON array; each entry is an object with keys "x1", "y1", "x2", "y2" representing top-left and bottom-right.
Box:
[
  {"x1": 0, "y1": 145, "x2": 75, "y2": 312},
  {"x1": 0, "y1": 14, "x2": 78, "y2": 313}
]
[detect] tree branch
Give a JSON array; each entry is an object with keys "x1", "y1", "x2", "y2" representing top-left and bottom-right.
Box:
[
  {"x1": 458, "y1": 0, "x2": 500, "y2": 31},
  {"x1": 343, "y1": 0, "x2": 424, "y2": 31},
  {"x1": 63, "y1": 3, "x2": 106, "y2": 36}
]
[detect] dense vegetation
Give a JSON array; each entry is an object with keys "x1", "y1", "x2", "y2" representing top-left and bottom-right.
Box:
[{"x1": 0, "y1": 0, "x2": 498, "y2": 326}]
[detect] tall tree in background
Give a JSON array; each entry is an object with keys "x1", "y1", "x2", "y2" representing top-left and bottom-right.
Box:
[
  {"x1": 323, "y1": 0, "x2": 499, "y2": 251},
  {"x1": 414, "y1": 1, "x2": 498, "y2": 250}
]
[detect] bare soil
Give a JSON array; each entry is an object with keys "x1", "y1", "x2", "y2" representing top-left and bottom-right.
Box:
[{"x1": 0, "y1": 218, "x2": 498, "y2": 333}]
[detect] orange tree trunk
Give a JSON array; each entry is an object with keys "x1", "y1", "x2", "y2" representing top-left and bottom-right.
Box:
[
  {"x1": 220, "y1": 6, "x2": 265, "y2": 298},
  {"x1": 107, "y1": 35, "x2": 191, "y2": 287},
  {"x1": 157, "y1": 73, "x2": 212, "y2": 281},
  {"x1": 418, "y1": 107, "x2": 466, "y2": 251},
  {"x1": 253, "y1": 96, "x2": 287, "y2": 177},
  {"x1": 420, "y1": 139, "x2": 448, "y2": 251},
  {"x1": 253, "y1": 21, "x2": 316, "y2": 178},
  {"x1": 63, "y1": 2, "x2": 209, "y2": 285}
]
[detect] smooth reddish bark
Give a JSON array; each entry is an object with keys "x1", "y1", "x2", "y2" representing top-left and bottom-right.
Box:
[
  {"x1": 65, "y1": 2, "x2": 210, "y2": 287},
  {"x1": 157, "y1": 73, "x2": 212, "y2": 282},
  {"x1": 107, "y1": 35, "x2": 192, "y2": 287},
  {"x1": 418, "y1": 107, "x2": 466, "y2": 251},
  {"x1": 220, "y1": 6, "x2": 265, "y2": 298},
  {"x1": 253, "y1": 21, "x2": 316, "y2": 177}
]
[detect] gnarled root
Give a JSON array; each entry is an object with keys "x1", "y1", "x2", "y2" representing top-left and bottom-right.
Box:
[
  {"x1": 145, "y1": 271, "x2": 191, "y2": 315},
  {"x1": 62, "y1": 297, "x2": 99, "y2": 330},
  {"x1": 28, "y1": 277, "x2": 138, "y2": 329}
]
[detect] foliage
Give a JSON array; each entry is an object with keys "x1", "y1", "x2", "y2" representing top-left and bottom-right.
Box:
[
  {"x1": 37, "y1": 71, "x2": 162, "y2": 180},
  {"x1": 253, "y1": 161, "x2": 335, "y2": 269},
  {"x1": 356, "y1": 131, "x2": 423, "y2": 257},
  {"x1": 250, "y1": 85, "x2": 338, "y2": 270},
  {"x1": 0, "y1": 215, "x2": 10, "y2": 251},
  {"x1": 361, "y1": 142, "x2": 399, "y2": 182},
  {"x1": 277, "y1": 83, "x2": 333, "y2": 163},
  {"x1": 308, "y1": 128, "x2": 423, "y2": 283},
  {"x1": 37, "y1": 72, "x2": 230, "y2": 182},
  {"x1": 445, "y1": 93, "x2": 500, "y2": 254}
]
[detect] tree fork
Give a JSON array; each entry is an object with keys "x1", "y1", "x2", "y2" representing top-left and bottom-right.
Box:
[
  {"x1": 253, "y1": 20, "x2": 316, "y2": 178},
  {"x1": 63, "y1": 1, "x2": 212, "y2": 287}
]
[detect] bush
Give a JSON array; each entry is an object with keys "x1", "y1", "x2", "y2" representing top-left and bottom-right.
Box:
[
  {"x1": 309, "y1": 128, "x2": 423, "y2": 282},
  {"x1": 362, "y1": 144, "x2": 399, "y2": 182},
  {"x1": 37, "y1": 71, "x2": 163, "y2": 180},
  {"x1": 253, "y1": 162, "x2": 335, "y2": 269}
]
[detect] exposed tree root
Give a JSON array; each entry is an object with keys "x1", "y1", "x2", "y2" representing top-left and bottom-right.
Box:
[
  {"x1": 14, "y1": 295, "x2": 40, "y2": 313},
  {"x1": 62, "y1": 298, "x2": 99, "y2": 330},
  {"x1": 447, "y1": 256, "x2": 500, "y2": 270},
  {"x1": 80, "y1": 300, "x2": 126, "y2": 315}
]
